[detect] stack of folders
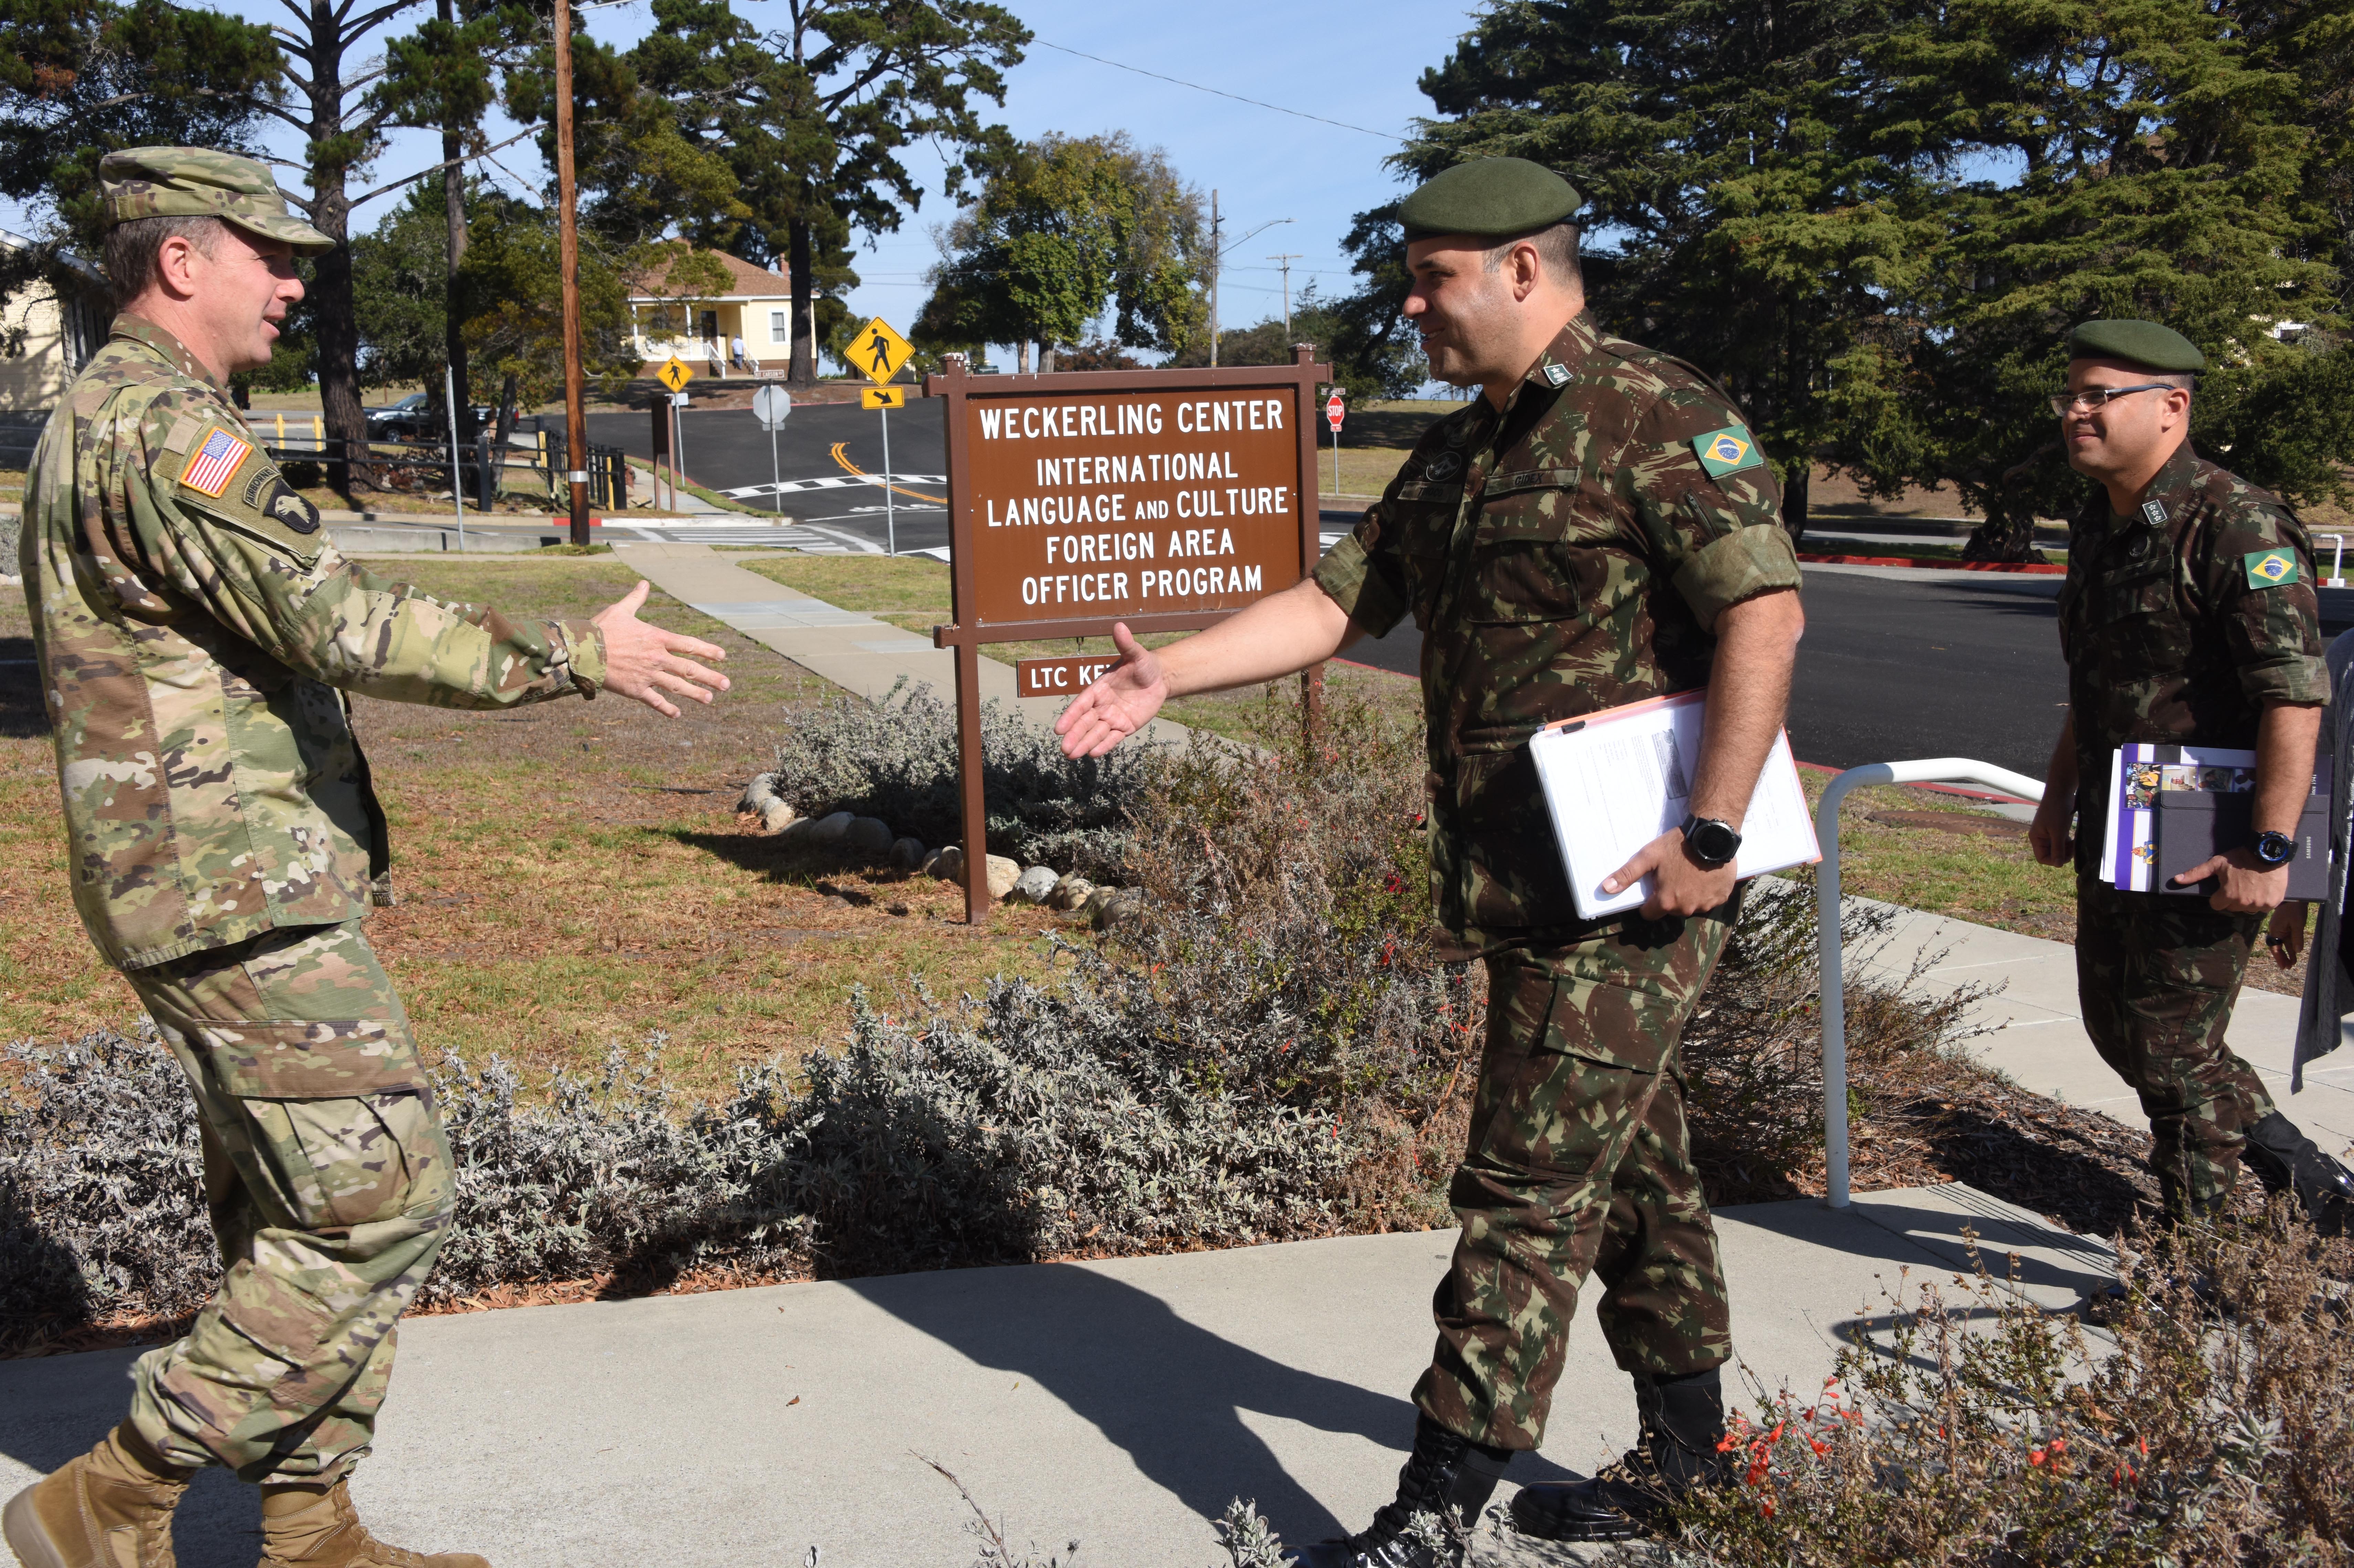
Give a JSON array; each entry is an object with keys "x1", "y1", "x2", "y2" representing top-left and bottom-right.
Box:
[
  {"x1": 1527, "y1": 688, "x2": 1821, "y2": 920},
  {"x1": 2101, "y1": 743, "x2": 2331, "y2": 898}
]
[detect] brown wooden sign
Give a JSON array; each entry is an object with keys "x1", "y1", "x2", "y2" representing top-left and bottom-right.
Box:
[
  {"x1": 1014, "y1": 654, "x2": 1119, "y2": 697},
  {"x1": 924, "y1": 348, "x2": 1329, "y2": 920}
]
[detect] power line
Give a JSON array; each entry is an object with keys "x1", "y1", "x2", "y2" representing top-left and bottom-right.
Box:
[{"x1": 1033, "y1": 40, "x2": 1404, "y2": 141}]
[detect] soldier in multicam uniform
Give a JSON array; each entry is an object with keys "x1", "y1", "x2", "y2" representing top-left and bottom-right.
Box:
[
  {"x1": 1054, "y1": 158, "x2": 1806, "y2": 1565},
  {"x1": 2027, "y1": 319, "x2": 2354, "y2": 1236},
  {"x1": 3, "y1": 148, "x2": 730, "y2": 1568}
]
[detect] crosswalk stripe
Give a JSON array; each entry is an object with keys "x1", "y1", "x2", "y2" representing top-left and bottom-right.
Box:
[{"x1": 719, "y1": 473, "x2": 947, "y2": 499}]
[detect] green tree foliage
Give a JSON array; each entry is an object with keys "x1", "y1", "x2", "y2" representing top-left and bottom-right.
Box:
[
  {"x1": 1405, "y1": 0, "x2": 1935, "y2": 535},
  {"x1": 456, "y1": 189, "x2": 638, "y2": 414},
  {"x1": 1319, "y1": 204, "x2": 1430, "y2": 400},
  {"x1": 534, "y1": 0, "x2": 1027, "y2": 385},
  {"x1": 1397, "y1": 0, "x2": 2353, "y2": 556},
  {"x1": 0, "y1": 0, "x2": 278, "y2": 299},
  {"x1": 915, "y1": 131, "x2": 1207, "y2": 370},
  {"x1": 349, "y1": 182, "x2": 451, "y2": 391},
  {"x1": 1840, "y1": 0, "x2": 2353, "y2": 557}
]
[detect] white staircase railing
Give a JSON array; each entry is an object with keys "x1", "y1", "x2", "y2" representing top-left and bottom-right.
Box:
[{"x1": 1815, "y1": 759, "x2": 2047, "y2": 1207}]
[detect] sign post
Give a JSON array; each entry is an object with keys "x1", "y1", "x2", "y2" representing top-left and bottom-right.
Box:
[
  {"x1": 856, "y1": 319, "x2": 914, "y2": 556},
  {"x1": 655, "y1": 356, "x2": 695, "y2": 513},
  {"x1": 752, "y1": 384, "x2": 792, "y2": 515},
  {"x1": 926, "y1": 345, "x2": 1327, "y2": 922},
  {"x1": 1326, "y1": 390, "x2": 1344, "y2": 499}
]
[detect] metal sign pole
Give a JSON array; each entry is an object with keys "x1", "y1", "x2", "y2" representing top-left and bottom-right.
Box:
[
  {"x1": 444, "y1": 365, "x2": 466, "y2": 549},
  {"x1": 768, "y1": 417, "x2": 780, "y2": 516},
  {"x1": 673, "y1": 394, "x2": 686, "y2": 505},
  {"x1": 881, "y1": 401, "x2": 895, "y2": 556}
]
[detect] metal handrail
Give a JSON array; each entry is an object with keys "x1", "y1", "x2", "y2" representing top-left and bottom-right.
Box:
[{"x1": 1815, "y1": 758, "x2": 2047, "y2": 1207}]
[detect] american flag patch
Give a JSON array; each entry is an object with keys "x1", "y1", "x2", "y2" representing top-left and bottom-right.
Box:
[{"x1": 178, "y1": 427, "x2": 252, "y2": 497}]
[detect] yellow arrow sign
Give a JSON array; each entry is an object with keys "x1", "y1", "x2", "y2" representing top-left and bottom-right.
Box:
[
  {"x1": 862, "y1": 386, "x2": 907, "y2": 410},
  {"x1": 655, "y1": 355, "x2": 695, "y2": 393},
  {"x1": 853, "y1": 317, "x2": 913, "y2": 386}
]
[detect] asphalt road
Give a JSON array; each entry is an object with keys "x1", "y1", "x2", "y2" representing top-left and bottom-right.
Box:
[
  {"x1": 588, "y1": 400, "x2": 951, "y2": 551},
  {"x1": 1336, "y1": 570, "x2": 2075, "y2": 778},
  {"x1": 598, "y1": 410, "x2": 2081, "y2": 775}
]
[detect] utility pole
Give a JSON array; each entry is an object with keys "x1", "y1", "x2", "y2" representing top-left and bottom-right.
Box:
[
  {"x1": 1209, "y1": 189, "x2": 1221, "y2": 370},
  {"x1": 1269, "y1": 253, "x2": 1301, "y2": 336},
  {"x1": 552, "y1": 0, "x2": 590, "y2": 545}
]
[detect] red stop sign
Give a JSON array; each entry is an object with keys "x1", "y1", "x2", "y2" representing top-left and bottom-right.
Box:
[{"x1": 1325, "y1": 394, "x2": 1344, "y2": 432}]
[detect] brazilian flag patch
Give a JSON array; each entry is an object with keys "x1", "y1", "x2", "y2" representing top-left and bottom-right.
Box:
[
  {"x1": 1692, "y1": 425, "x2": 1764, "y2": 478},
  {"x1": 2244, "y1": 548, "x2": 2299, "y2": 589}
]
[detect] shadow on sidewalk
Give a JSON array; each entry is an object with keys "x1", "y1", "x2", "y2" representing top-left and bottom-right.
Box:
[{"x1": 844, "y1": 1259, "x2": 1577, "y2": 1543}]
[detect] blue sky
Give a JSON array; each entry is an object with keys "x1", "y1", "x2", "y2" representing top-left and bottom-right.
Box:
[{"x1": 13, "y1": 1, "x2": 1484, "y2": 352}]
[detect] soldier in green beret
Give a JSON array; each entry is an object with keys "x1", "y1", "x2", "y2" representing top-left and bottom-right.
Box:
[
  {"x1": 2027, "y1": 319, "x2": 2354, "y2": 1238},
  {"x1": 3, "y1": 148, "x2": 732, "y2": 1568},
  {"x1": 1055, "y1": 155, "x2": 1807, "y2": 1562}
]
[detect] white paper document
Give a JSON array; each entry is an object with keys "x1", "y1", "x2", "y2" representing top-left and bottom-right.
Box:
[{"x1": 1527, "y1": 688, "x2": 1822, "y2": 919}]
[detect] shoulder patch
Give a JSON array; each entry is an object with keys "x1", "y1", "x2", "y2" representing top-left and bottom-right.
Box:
[
  {"x1": 162, "y1": 417, "x2": 201, "y2": 455},
  {"x1": 2245, "y1": 547, "x2": 2298, "y2": 589},
  {"x1": 1692, "y1": 425, "x2": 1764, "y2": 478},
  {"x1": 177, "y1": 426, "x2": 255, "y2": 498}
]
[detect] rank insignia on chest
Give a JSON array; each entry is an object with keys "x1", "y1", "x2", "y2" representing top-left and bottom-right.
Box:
[
  {"x1": 1692, "y1": 425, "x2": 1763, "y2": 478},
  {"x1": 2245, "y1": 547, "x2": 2299, "y2": 588},
  {"x1": 1542, "y1": 362, "x2": 1571, "y2": 387},
  {"x1": 178, "y1": 426, "x2": 253, "y2": 498},
  {"x1": 2141, "y1": 500, "x2": 2169, "y2": 527}
]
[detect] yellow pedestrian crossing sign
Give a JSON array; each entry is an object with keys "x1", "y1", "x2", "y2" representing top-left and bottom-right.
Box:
[
  {"x1": 655, "y1": 356, "x2": 694, "y2": 393},
  {"x1": 854, "y1": 317, "x2": 914, "y2": 385},
  {"x1": 862, "y1": 386, "x2": 907, "y2": 410}
]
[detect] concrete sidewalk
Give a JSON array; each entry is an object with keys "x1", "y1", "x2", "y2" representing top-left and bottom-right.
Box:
[{"x1": 0, "y1": 1182, "x2": 2108, "y2": 1568}]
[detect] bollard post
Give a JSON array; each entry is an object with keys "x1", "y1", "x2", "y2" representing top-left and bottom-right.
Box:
[{"x1": 1814, "y1": 758, "x2": 2045, "y2": 1206}]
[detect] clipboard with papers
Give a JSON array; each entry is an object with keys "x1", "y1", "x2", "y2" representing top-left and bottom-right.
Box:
[{"x1": 1526, "y1": 687, "x2": 1822, "y2": 919}]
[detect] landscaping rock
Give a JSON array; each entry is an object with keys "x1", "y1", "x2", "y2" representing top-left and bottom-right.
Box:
[
  {"x1": 888, "y1": 837, "x2": 926, "y2": 871},
  {"x1": 776, "y1": 817, "x2": 814, "y2": 844},
  {"x1": 1090, "y1": 886, "x2": 1144, "y2": 930},
  {"x1": 804, "y1": 811, "x2": 856, "y2": 845},
  {"x1": 843, "y1": 816, "x2": 895, "y2": 857},
  {"x1": 1010, "y1": 865, "x2": 1060, "y2": 904},
  {"x1": 736, "y1": 773, "x2": 782, "y2": 815},
  {"x1": 758, "y1": 799, "x2": 798, "y2": 834},
  {"x1": 1050, "y1": 874, "x2": 1095, "y2": 912},
  {"x1": 931, "y1": 845, "x2": 964, "y2": 880},
  {"x1": 986, "y1": 855, "x2": 1021, "y2": 900}
]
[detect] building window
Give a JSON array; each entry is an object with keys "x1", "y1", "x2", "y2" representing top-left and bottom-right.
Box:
[{"x1": 771, "y1": 309, "x2": 790, "y2": 344}]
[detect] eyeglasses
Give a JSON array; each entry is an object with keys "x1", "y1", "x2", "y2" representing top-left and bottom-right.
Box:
[{"x1": 2048, "y1": 383, "x2": 2174, "y2": 416}]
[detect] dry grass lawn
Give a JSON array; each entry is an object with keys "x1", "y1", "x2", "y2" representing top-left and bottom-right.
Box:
[{"x1": 0, "y1": 555, "x2": 1075, "y2": 1100}]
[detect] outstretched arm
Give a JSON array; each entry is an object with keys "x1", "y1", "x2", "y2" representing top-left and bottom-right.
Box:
[{"x1": 1054, "y1": 576, "x2": 1359, "y2": 757}]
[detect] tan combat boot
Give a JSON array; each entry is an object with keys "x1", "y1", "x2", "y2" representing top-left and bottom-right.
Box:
[
  {"x1": 255, "y1": 1479, "x2": 488, "y2": 1568},
  {"x1": 2, "y1": 1423, "x2": 194, "y2": 1568}
]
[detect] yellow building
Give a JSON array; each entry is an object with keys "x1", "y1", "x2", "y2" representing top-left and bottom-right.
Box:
[
  {"x1": 0, "y1": 231, "x2": 107, "y2": 413},
  {"x1": 628, "y1": 249, "x2": 801, "y2": 378}
]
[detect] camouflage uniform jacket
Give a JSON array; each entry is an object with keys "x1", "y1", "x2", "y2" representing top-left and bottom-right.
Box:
[
  {"x1": 2058, "y1": 441, "x2": 2328, "y2": 875},
  {"x1": 22, "y1": 315, "x2": 609, "y2": 970},
  {"x1": 1314, "y1": 313, "x2": 1802, "y2": 944}
]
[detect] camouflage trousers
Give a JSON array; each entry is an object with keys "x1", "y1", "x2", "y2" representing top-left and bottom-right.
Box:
[
  {"x1": 2076, "y1": 880, "x2": 2277, "y2": 1215},
  {"x1": 119, "y1": 918, "x2": 453, "y2": 1484},
  {"x1": 1415, "y1": 908, "x2": 1735, "y2": 1452}
]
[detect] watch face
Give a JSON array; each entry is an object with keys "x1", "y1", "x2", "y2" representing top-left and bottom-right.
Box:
[
  {"x1": 2255, "y1": 831, "x2": 2295, "y2": 867},
  {"x1": 1690, "y1": 819, "x2": 1740, "y2": 864}
]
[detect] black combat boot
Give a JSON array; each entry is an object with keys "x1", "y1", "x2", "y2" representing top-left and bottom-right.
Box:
[
  {"x1": 2242, "y1": 1111, "x2": 2354, "y2": 1236},
  {"x1": 1508, "y1": 1367, "x2": 1725, "y2": 1543},
  {"x1": 1285, "y1": 1414, "x2": 1512, "y2": 1568}
]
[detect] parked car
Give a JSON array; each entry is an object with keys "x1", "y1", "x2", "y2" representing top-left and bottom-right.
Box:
[{"x1": 366, "y1": 394, "x2": 496, "y2": 441}]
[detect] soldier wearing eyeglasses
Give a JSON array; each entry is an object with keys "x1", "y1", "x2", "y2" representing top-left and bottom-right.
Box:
[{"x1": 2027, "y1": 319, "x2": 2354, "y2": 1234}]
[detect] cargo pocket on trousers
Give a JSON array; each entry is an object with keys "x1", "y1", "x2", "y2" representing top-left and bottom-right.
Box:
[
  {"x1": 194, "y1": 1020, "x2": 429, "y2": 1100},
  {"x1": 1470, "y1": 963, "x2": 1656, "y2": 1181}
]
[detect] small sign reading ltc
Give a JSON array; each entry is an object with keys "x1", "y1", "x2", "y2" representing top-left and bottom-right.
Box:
[{"x1": 1015, "y1": 655, "x2": 1119, "y2": 697}]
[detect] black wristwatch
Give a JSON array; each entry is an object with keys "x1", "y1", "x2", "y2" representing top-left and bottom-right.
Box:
[
  {"x1": 2251, "y1": 829, "x2": 2296, "y2": 868},
  {"x1": 1680, "y1": 814, "x2": 1743, "y2": 869}
]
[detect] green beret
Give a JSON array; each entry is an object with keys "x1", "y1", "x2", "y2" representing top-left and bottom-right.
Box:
[
  {"x1": 99, "y1": 147, "x2": 335, "y2": 255},
  {"x1": 2067, "y1": 319, "x2": 2206, "y2": 373},
  {"x1": 1399, "y1": 158, "x2": 1583, "y2": 242}
]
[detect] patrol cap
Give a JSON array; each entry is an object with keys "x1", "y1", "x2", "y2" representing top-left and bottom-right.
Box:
[
  {"x1": 2067, "y1": 319, "x2": 2206, "y2": 373},
  {"x1": 1399, "y1": 157, "x2": 1583, "y2": 242},
  {"x1": 99, "y1": 148, "x2": 335, "y2": 255}
]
